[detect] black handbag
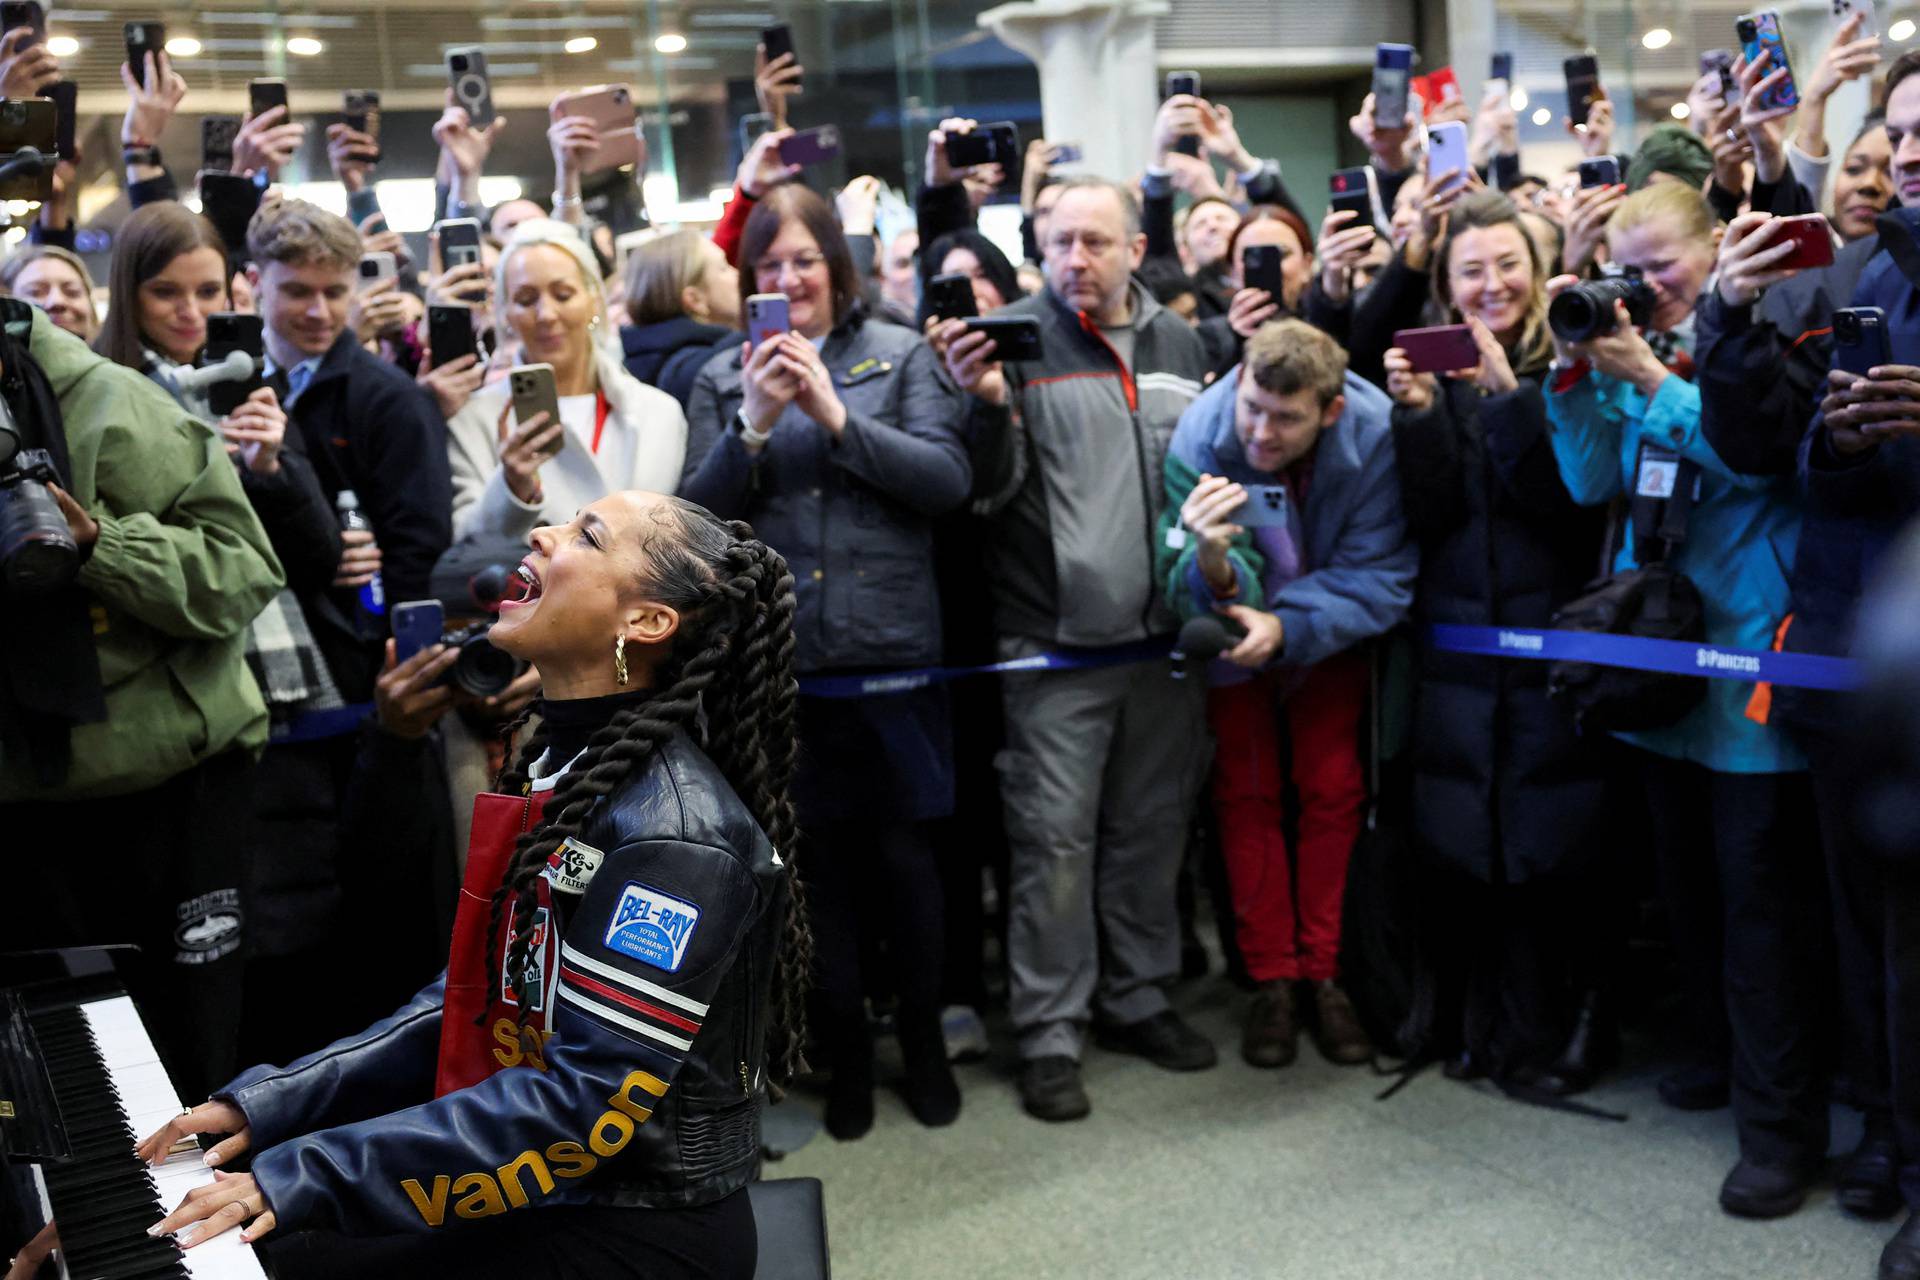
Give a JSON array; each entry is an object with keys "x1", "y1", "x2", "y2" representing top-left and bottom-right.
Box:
[{"x1": 1548, "y1": 450, "x2": 1708, "y2": 733}]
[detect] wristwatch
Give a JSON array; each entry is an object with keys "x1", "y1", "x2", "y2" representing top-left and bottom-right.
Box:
[{"x1": 121, "y1": 143, "x2": 162, "y2": 168}]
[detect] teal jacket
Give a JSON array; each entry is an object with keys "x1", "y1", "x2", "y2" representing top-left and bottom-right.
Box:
[{"x1": 1545, "y1": 368, "x2": 1804, "y2": 774}]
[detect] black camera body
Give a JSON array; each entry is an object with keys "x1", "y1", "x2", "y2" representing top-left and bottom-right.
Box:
[
  {"x1": 1549, "y1": 268, "x2": 1657, "y2": 343},
  {"x1": 438, "y1": 619, "x2": 524, "y2": 698},
  {"x1": 0, "y1": 446, "x2": 77, "y2": 592}
]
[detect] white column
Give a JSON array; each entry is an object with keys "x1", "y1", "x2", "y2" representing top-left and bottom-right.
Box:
[
  {"x1": 1446, "y1": 0, "x2": 1498, "y2": 116},
  {"x1": 976, "y1": 0, "x2": 1170, "y2": 184}
]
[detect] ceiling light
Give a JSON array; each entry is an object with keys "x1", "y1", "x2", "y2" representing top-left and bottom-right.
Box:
[
  {"x1": 285, "y1": 35, "x2": 323, "y2": 55},
  {"x1": 654, "y1": 32, "x2": 687, "y2": 53},
  {"x1": 164, "y1": 35, "x2": 201, "y2": 56},
  {"x1": 1893, "y1": 17, "x2": 1917, "y2": 40},
  {"x1": 1641, "y1": 26, "x2": 1672, "y2": 50},
  {"x1": 45, "y1": 34, "x2": 78, "y2": 56},
  {"x1": 564, "y1": 34, "x2": 597, "y2": 53},
  {"x1": 1671, "y1": 101, "x2": 1691, "y2": 119},
  {"x1": 1509, "y1": 86, "x2": 1528, "y2": 111},
  {"x1": 1531, "y1": 106, "x2": 1552, "y2": 126}
]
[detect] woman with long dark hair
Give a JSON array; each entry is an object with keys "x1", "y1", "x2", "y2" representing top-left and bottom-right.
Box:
[{"x1": 138, "y1": 492, "x2": 810, "y2": 1279}]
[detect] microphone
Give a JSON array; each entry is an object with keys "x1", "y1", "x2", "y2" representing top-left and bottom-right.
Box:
[
  {"x1": 1170, "y1": 614, "x2": 1245, "y2": 678},
  {"x1": 430, "y1": 535, "x2": 528, "y2": 615},
  {"x1": 174, "y1": 348, "x2": 260, "y2": 394},
  {"x1": 0, "y1": 146, "x2": 50, "y2": 188}
]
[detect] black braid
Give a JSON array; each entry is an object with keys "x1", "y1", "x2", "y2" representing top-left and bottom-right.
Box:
[{"x1": 483, "y1": 499, "x2": 811, "y2": 1090}]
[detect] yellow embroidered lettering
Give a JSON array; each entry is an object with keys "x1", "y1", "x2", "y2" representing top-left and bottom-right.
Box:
[
  {"x1": 401, "y1": 1175, "x2": 451, "y2": 1227},
  {"x1": 607, "y1": 1069, "x2": 666, "y2": 1123},
  {"x1": 545, "y1": 1140, "x2": 596, "y2": 1179},
  {"x1": 450, "y1": 1171, "x2": 507, "y2": 1219},
  {"x1": 587, "y1": 1108, "x2": 636, "y2": 1157},
  {"x1": 491, "y1": 1018, "x2": 521, "y2": 1069},
  {"x1": 496, "y1": 1149, "x2": 556, "y2": 1210}
]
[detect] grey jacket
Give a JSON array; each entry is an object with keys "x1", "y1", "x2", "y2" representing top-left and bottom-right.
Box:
[
  {"x1": 966, "y1": 280, "x2": 1208, "y2": 647},
  {"x1": 682, "y1": 310, "x2": 968, "y2": 673}
]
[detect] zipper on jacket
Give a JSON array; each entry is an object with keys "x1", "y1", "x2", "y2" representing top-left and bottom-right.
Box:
[{"x1": 1077, "y1": 311, "x2": 1160, "y2": 636}]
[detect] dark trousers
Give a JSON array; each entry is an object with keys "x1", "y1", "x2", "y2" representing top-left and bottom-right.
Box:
[
  {"x1": 807, "y1": 817, "x2": 945, "y2": 1026},
  {"x1": 1887, "y1": 860, "x2": 1920, "y2": 1207},
  {"x1": 1642, "y1": 754, "x2": 1827, "y2": 1166},
  {"x1": 9, "y1": 751, "x2": 253, "y2": 1102}
]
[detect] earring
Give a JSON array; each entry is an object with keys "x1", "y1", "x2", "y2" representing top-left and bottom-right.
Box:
[
  {"x1": 614, "y1": 634, "x2": 629, "y2": 685},
  {"x1": 589, "y1": 313, "x2": 602, "y2": 330}
]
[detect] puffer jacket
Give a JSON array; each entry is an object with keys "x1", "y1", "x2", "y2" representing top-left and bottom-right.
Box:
[
  {"x1": 681, "y1": 308, "x2": 968, "y2": 673},
  {"x1": 965, "y1": 280, "x2": 1208, "y2": 647},
  {"x1": 215, "y1": 728, "x2": 787, "y2": 1231}
]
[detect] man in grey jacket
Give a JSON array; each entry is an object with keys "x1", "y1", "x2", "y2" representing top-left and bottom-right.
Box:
[{"x1": 945, "y1": 177, "x2": 1214, "y2": 1121}]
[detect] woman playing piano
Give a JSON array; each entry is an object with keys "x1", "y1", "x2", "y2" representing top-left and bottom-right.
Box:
[{"x1": 132, "y1": 492, "x2": 812, "y2": 1279}]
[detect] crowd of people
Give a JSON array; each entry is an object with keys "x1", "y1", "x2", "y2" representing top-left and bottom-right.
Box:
[{"x1": 1, "y1": 13, "x2": 1918, "y2": 1278}]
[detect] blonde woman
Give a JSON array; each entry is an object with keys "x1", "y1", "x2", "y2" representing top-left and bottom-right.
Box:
[
  {"x1": 446, "y1": 219, "x2": 688, "y2": 541},
  {"x1": 0, "y1": 245, "x2": 98, "y2": 341},
  {"x1": 620, "y1": 227, "x2": 740, "y2": 407}
]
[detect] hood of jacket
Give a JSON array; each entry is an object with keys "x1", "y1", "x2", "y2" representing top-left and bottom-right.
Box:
[{"x1": 621, "y1": 316, "x2": 737, "y2": 364}]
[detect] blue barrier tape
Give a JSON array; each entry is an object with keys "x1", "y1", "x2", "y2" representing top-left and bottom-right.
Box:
[
  {"x1": 796, "y1": 637, "x2": 1175, "y2": 699},
  {"x1": 1426, "y1": 625, "x2": 1861, "y2": 693},
  {"x1": 269, "y1": 702, "x2": 373, "y2": 745}
]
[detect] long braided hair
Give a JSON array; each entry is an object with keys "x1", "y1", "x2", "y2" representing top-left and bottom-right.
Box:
[{"x1": 487, "y1": 497, "x2": 812, "y2": 1087}]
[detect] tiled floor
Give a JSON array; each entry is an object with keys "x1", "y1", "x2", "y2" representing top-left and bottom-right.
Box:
[{"x1": 775, "y1": 979, "x2": 1896, "y2": 1279}]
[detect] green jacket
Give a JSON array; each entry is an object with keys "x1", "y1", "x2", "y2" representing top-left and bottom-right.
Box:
[{"x1": 0, "y1": 309, "x2": 284, "y2": 801}]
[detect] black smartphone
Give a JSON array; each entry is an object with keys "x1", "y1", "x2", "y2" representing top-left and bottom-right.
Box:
[
  {"x1": 945, "y1": 121, "x2": 1019, "y2": 169},
  {"x1": 1490, "y1": 51, "x2": 1514, "y2": 84},
  {"x1": 248, "y1": 78, "x2": 288, "y2": 121},
  {"x1": 739, "y1": 111, "x2": 773, "y2": 156},
  {"x1": 199, "y1": 171, "x2": 263, "y2": 256},
  {"x1": 1329, "y1": 166, "x2": 1377, "y2": 226},
  {"x1": 447, "y1": 45, "x2": 495, "y2": 128},
  {"x1": 1578, "y1": 156, "x2": 1621, "y2": 188},
  {"x1": 761, "y1": 22, "x2": 797, "y2": 88},
  {"x1": 391, "y1": 600, "x2": 445, "y2": 668},
  {"x1": 1242, "y1": 245, "x2": 1285, "y2": 299},
  {"x1": 928, "y1": 272, "x2": 977, "y2": 322},
  {"x1": 124, "y1": 21, "x2": 164, "y2": 88},
  {"x1": 1373, "y1": 44, "x2": 1415, "y2": 128},
  {"x1": 1834, "y1": 306, "x2": 1890, "y2": 377},
  {"x1": 343, "y1": 89, "x2": 382, "y2": 164},
  {"x1": 1163, "y1": 70, "x2": 1203, "y2": 158},
  {"x1": 202, "y1": 312, "x2": 267, "y2": 417},
  {"x1": 436, "y1": 216, "x2": 485, "y2": 285},
  {"x1": 1, "y1": 1, "x2": 43, "y2": 48},
  {"x1": 1564, "y1": 54, "x2": 1604, "y2": 129},
  {"x1": 201, "y1": 114, "x2": 240, "y2": 173},
  {"x1": 428, "y1": 304, "x2": 480, "y2": 368},
  {"x1": 38, "y1": 80, "x2": 73, "y2": 162},
  {"x1": 963, "y1": 316, "x2": 1044, "y2": 362}
]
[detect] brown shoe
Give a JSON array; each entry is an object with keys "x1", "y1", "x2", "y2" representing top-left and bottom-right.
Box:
[
  {"x1": 1310, "y1": 980, "x2": 1373, "y2": 1065},
  {"x1": 1241, "y1": 981, "x2": 1297, "y2": 1068}
]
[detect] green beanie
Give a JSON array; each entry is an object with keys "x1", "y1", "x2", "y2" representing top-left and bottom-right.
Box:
[{"x1": 1626, "y1": 124, "x2": 1714, "y2": 193}]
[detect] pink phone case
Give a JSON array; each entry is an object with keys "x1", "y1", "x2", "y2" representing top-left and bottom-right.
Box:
[{"x1": 1395, "y1": 324, "x2": 1481, "y2": 373}]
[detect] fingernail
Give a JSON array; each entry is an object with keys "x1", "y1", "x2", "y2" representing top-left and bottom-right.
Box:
[
  {"x1": 147, "y1": 1223, "x2": 165, "y2": 1237},
  {"x1": 177, "y1": 1227, "x2": 199, "y2": 1247},
  {"x1": 204, "y1": 1150, "x2": 221, "y2": 1166}
]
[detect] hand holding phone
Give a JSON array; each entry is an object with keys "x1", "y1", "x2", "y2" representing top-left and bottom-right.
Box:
[
  {"x1": 927, "y1": 273, "x2": 977, "y2": 322},
  {"x1": 746, "y1": 293, "x2": 790, "y2": 349},
  {"x1": 1833, "y1": 306, "x2": 1890, "y2": 377},
  {"x1": 1373, "y1": 44, "x2": 1416, "y2": 130},
  {"x1": 1394, "y1": 324, "x2": 1482, "y2": 374},
  {"x1": 391, "y1": 600, "x2": 446, "y2": 668},
  {"x1": 1564, "y1": 54, "x2": 1605, "y2": 128},
  {"x1": 1426, "y1": 121, "x2": 1469, "y2": 191}
]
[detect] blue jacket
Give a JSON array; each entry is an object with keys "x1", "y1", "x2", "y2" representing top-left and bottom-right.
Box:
[
  {"x1": 1156, "y1": 369, "x2": 1415, "y2": 672},
  {"x1": 1546, "y1": 370, "x2": 1805, "y2": 774}
]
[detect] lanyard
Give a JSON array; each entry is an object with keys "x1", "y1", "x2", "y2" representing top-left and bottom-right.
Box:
[{"x1": 590, "y1": 389, "x2": 610, "y2": 455}]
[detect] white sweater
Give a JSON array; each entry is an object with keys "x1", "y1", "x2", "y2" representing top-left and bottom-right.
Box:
[{"x1": 447, "y1": 350, "x2": 689, "y2": 542}]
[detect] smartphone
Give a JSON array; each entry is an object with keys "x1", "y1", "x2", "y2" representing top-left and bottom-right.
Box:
[
  {"x1": 945, "y1": 121, "x2": 1019, "y2": 169},
  {"x1": 746, "y1": 293, "x2": 790, "y2": 349},
  {"x1": 963, "y1": 316, "x2": 1044, "y2": 362},
  {"x1": 1242, "y1": 245, "x2": 1285, "y2": 299},
  {"x1": 248, "y1": 78, "x2": 288, "y2": 121},
  {"x1": 200, "y1": 114, "x2": 240, "y2": 172},
  {"x1": 509, "y1": 364, "x2": 563, "y2": 454},
  {"x1": 1578, "y1": 156, "x2": 1621, "y2": 188},
  {"x1": 447, "y1": 45, "x2": 496, "y2": 129},
  {"x1": 123, "y1": 21, "x2": 164, "y2": 88},
  {"x1": 38, "y1": 80, "x2": 72, "y2": 162},
  {"x1": 199, "y1": 170, "x2": 263, "y2": 255},
  {"x1": 739, "y1": 111, "x2": 774, "y2": 156},
  {"x1": 551, "y1": 85, "x2": 643, "y2": 173},
  {"x1": 437, "y1": 216, "x2": 484, "y2": 275},
  {"x1": 343, "y1": 89, "x2": 382, "y2": 164},
  {"x1": 0, "y1": 2, "x2": 43, "y2": 48},
  {"x1": 1329, "y1": 166, "x2": 1379, "y2": 227},
  {"x1": 1834, "y1": 306, "x2": 1889, "y2": 376},
  {"x1": 1831, "y1": 0, "x2": 1878, "y2": 37},
  {"x1": 1049, "y1": 142, "x2": 1084, "y2": 165},
  {"x1": 778, "y1": 124, "x2": 841, "y2": 168},
  {"x1": 428, "y1": 304, "x2": 479, "y2": 368},
  {"x1": 1233, "y1": 484, "x2": 1290, "y2": 529},
  {"x1": 927, "y1": 273, "x2": 977, "y2": 322},
  {"x1": 1163, "y1": 70, "x2": 1203, "y2": 158},
  {"x1": 1395, "y1": 324, "x2": 1482, "y2": 374},
  {"x1": 1422, "y1": 66, "x2": 1463, "y2": 117},
  {"x1": 0, "y1": 98, "x2": 53, "y2": 200},
  {"x1": 1564, "y1": 53, "x2": 1604, "y2": 128},
  {"x1": 1490, "y1": 52, "x2": 1514, "y2": 86},
  {"x1": 760, "y1": 23, "x2": 799, "y2": 90},
  {"x1": 1772, "y1": 213, "x2": 1836, "y2": 269},
  {"x1": 1373, "y1": 44, "x2": 1416, "y2": 129},
  {"x1": 202, "y1": 312, "x2": 266, "y2": 418},
  {"x1": 391, "y1": 600, "x2": 445, "y2": 668},
  {"x1": 1737, "y1": 11, "x2": 1799, "y2": 111},
  {"x1": 358, "y1": 251, "x2": 397, "y2": 287},
  {"x1": 1701, "y1": 48, "x2": 1737, "y2": 99},
  {"x1": 1426, "y1": 121, "x2": 1469, "y2": 191}
]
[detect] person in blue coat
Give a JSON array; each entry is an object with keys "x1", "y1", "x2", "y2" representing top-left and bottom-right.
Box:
[
  {"x1": 1157, "y1": 319, "x2": 1415, "y2": 1069},
  {"x1": 1544, "y1": 181, "x2": 1824, "y2": 1220}
]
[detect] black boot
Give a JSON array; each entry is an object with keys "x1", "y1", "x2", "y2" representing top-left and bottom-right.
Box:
[
  {"x1": 896, "y1": 1005, "x2": 961, "y2": 1128},
  {"x1": 1525, "y1": 989, "x2": 1619, "y2": 1096},
  {"x1": 823, "y1": 1013, "x2": 875, "y2": 1141},
  {"x1": 1838, "y1": 1119, "x2": 1904, "y2": 1219},
  {"x1": 1881, "y1": 1212, "x2": 1920, "y2": 1280}
]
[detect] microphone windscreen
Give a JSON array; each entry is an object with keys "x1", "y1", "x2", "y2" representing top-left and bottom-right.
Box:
[{"x1": 1175, "y1": 614, "x2": 1234, "y2": 660}]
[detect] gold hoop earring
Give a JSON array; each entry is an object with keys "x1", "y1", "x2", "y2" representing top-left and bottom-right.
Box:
[{"x1": 614, "y1": 634, "x2": 629, "y2": 685}]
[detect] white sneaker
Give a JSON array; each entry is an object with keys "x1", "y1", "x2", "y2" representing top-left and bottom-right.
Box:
[{"x1": 941, "y1": 1005, "x2": 989, "y2": 1062}]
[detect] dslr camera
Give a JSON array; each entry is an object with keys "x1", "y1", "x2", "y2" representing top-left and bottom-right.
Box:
[
  {"x1": 0, "y1": 393, "x2": 77, "y2": 593},
  {"x1": 1548, "y1": 266, "x2": 1657, "y2": 343}
]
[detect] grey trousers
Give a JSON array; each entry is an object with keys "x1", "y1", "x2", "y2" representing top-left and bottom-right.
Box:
[{"x1": 996, "y1": 639, "x2": 1208, "y2": 1060}]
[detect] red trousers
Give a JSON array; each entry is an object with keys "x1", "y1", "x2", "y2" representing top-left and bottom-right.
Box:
[{"x1": 1205, "y1": 654, "x2": 1368, "y2": 983}]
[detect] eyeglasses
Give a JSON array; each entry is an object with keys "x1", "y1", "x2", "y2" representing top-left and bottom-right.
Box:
[{"x1": 755, "y1": 253, "x2": 827, "y2": 279}]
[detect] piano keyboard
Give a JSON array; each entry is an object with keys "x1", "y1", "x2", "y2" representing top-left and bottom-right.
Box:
[{"x1": 28, "y1": 997, "x2": 267, "y2": 1279}]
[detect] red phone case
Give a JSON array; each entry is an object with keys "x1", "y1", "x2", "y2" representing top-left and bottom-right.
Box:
[
  {"x1": 1772, "y1": 215, "x2": 1835, "y2": 271},
  {"x1": 1395, "y1": 325, "x2": 1481, "y2": 374}
]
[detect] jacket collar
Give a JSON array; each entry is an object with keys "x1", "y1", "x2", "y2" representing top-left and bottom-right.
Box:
[
  {"x1": 294, "y1": 328, "x2": 363, "y2": 395},
  {"x1": 1042, "y1": 277, "x2": 1162, "y2": 337}
]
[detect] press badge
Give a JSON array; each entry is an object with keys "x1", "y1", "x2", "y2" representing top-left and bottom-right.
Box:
[
  {"x1": 604, "y1": 882, "x2": 702, "y2": 973},
  {"x1": 1636, "y1": 454, "x2": 1679, "y2": 499}
]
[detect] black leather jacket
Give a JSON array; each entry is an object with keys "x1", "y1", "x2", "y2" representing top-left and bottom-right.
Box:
[{"x1": 216, "y1": 729, "x2": 785, "y2": 1234}]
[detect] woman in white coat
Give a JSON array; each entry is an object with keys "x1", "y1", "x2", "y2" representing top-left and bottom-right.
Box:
[{"x1": 447, "y1": 219, "x2": 687, "y2": 540}]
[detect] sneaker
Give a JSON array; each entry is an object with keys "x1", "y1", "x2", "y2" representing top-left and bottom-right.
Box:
[
  {"x1": 1308, "y1": 981, "x2": 1373, "y2": 1065},
  {"x1": 1241, "y1": 981, "x2": 1297, "y2": 1069},
  {"x1": 941, "y1": 1005, "x2": 990, "y2": 1063},
  {"x1": 1018, "y1": 1054, "x2": 1090, "y2": 1122},
  {"x1": 1094, "y1": 1010, "x2": 1218, "y2": 1072}
]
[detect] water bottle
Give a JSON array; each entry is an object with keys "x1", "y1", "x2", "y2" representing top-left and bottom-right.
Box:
[{"x1": 336, "y1": 489, "x2": 386, "y2": 618}]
